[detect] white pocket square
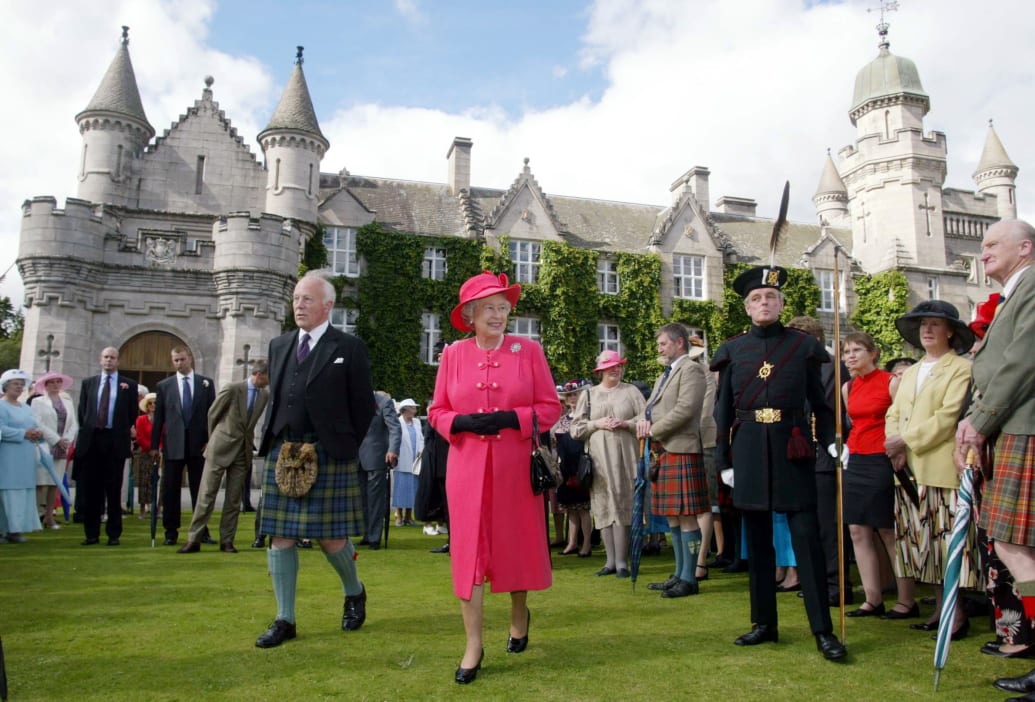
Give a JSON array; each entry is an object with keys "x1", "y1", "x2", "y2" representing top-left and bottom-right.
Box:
[{"x1": 333, "y1": 357, "x2": 345, "y2": 364}]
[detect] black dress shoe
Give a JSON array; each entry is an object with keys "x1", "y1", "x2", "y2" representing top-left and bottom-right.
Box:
[
  {"x1": 252, "y1": 537, "x2": 266, "y2": 549},
  {"x1": 107, "y1": 538, "x2": 120, "y2": 546},
  {"x1": 776, "y1": 582, "x2": 801, "y2": 592},
  {"x1": 930, "y1": 619, "x2": 969, "y2": 641},
  {"x1": 454, "y1": 648, "x2": 484, "y2": 684},
  {"x1": 255, "y1": 619, "x2": 296, "y2": 648},
  {"x1": 1004, "y1": 692, "x2": 1035, "y2": 702},
  {"x1": 986, "y1": 644, "x2": 1035, "y2": 658},
  {"x1": 695, "y1": 566, "x2": 709, "y2": 582},
  {"x1": 880, "y1": 602, "x2": 920, "y2": 619},
  {"x1": 723, "y1": 559, "x2": 749, "y2": 573},
  {"x1": 81, "y1": 537, "x2": 100, "y2": 546},
  {"x1": 846, "y1": 602, "x2": 885, "y2": 617},
  {"x1": 910, "y1": 619, "x2": 939, "y2": 631},
  {"x1": 735, "y1": 625, "x2": 778, "y2": 646},
  {"x1": 430, "y1": 542, "x2": 450, "y2": 553},
  {"x1": 595, "y1": 567, "x2": 616, "y2": 577},
  {"x1": 342, "y1": 586, "x2": 367, "y2": 631},
  {"x1": 815, "y1": 632, "x2": 847, "y2": 660},
  {"x1": 706, "y1": 555, "x2": 731, "y2": 568},
  {"x1": 507, "y1": 610, "x2": 530, "y2": 653},
  {"x1": 995, "y1": 667, "x2": 1035, "y2": 694},
  {"x1": 558, "y1": 547, "x2": 579, "y2": 556},
  {"x1": 200, "y1": 535, "x2": 217, "y2": 545},
  {"x1": 648, "y1": 575, "x2": 679, "y2": 591},
  {"x1": 177, "y1": 541, "x2": 201, "y2": 553},
  {"x1": 163, "y1": 537, "x2": 178, "y2": 546},
  {"x1": 219, "y1": 542, "x2": 238, "y2": 553},
  {"x1": 662, "y1": 579, "x2": 698, "y2": 598}
]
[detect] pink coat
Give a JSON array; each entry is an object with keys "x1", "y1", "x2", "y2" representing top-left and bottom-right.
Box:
[{"x1": 429, "y1": 335, "x2": 561, "y2": 600}]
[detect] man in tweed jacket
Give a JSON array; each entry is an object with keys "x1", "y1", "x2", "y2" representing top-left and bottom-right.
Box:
[
  {"x1": 956, "y1": 220, "x2": 1035, "y2": 697},
  {"x1": 254, "y1": 271, "x2": 376, "y2": 649}
]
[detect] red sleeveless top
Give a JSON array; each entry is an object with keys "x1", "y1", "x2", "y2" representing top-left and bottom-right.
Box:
[{"x1": 846, "y1": 368, "x2": 893, "y2": 455}]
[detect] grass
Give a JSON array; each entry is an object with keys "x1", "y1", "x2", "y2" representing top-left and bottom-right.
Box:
[{"x1": 0, "y1": 516, "x2": 1017, "y2": 701}]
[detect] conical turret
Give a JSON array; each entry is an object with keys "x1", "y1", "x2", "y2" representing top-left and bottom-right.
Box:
[
  {"x1": 813, "y1": 150, "x2": 848, "y2": 226},
  {"x1": 974, "y1": 120, "x2": 1019, "y2": 220}
]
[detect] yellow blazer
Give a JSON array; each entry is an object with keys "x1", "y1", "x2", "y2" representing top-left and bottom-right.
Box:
[{"x1": 885, "y1": 352, "x2": 972, "y2": 488}]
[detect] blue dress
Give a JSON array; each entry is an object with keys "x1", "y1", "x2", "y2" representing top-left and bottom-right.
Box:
[{"x1": 0, "y1": 400, "x2": 44, "y2": 534}]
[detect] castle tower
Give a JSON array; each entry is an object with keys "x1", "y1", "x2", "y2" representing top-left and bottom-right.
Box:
[
  {"x1": 75, "y1": 26, "x2": 155, "y2": 207},
  {"x1": 813, "y1": 150, "x2": 849, "y2": 227},
  {"x1": 257, "y1": 47, "x2": 328, "y2": 225},
  {"x1": 973, "y1": 120, "x2": 1019, "y2": 220},
  {"x1": 837, "y1": 21, "x2": 947, "y2": 273}
]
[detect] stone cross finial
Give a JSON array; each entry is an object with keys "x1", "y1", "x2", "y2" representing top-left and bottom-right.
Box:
[
  {"x1": 296, "y1": 46, "x2": 304, "y2": 65},
  {"x1": 38, "y1": 334, "x2": 60, "y2": 372},
  {"x1": 121, "y1": 26, "x2": 130, "y2": 46},
  {"x1": 236, "y1": 344, "x2": 254, "y2": 380}
]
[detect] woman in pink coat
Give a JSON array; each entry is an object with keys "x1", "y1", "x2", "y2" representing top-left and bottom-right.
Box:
[{"x1": 429, "y1": 271, "x2": 561, "y2": 685}]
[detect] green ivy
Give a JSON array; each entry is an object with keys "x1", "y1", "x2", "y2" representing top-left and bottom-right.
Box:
[
  {"x1": 850, "y1": 269, "x2": 910, "y2": 359},
  {"x1": 283, "y1": 225, "x2": 330, "y2": 332}
]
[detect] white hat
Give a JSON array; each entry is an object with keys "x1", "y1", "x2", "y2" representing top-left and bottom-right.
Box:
[
  {"x1": 0, "y1": 369, "x2": 31, "y2": 392},
  {"x1": 395, "y1": 398, "x2": 419, "y2": 412}
]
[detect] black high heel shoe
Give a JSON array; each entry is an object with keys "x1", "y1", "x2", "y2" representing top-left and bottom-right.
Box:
[
  {"x1": 507, "y1": 610, "x2": 531, "y2": 653},
  {"x1": 931, "y1": 619, "x2": 969, "y2": 642},
  {"x1": 455, "y1": 648, "x2": 484, "y2": 684}
]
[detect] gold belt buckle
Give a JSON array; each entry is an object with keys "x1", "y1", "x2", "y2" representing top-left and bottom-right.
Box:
[{"x1": 755, "y1": 408, "x2": 781, "y2": 424}]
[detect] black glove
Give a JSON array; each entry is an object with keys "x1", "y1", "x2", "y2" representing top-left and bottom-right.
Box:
[
  {"x1": 452, "y1": 413, "x2": 493, "y2": 435},
  {"x1": 487, "y1": 410, "x2": 520, "y2": 432}
]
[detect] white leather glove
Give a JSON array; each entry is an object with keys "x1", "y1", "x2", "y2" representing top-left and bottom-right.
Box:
[
  {"x1": 827, "y1": 443, "x2": 838, "y2": 459},
  {"x1": 720, "y1": 468, "x2": 735, "y2": 488}
]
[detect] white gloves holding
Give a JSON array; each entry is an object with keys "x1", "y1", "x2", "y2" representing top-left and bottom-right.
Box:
[
  {"x1": 827, "y1": 443, "x2": 849, "y2": 464},
  {"x1": 720, "y1": 468, "x2": 735, "y2": 488}
]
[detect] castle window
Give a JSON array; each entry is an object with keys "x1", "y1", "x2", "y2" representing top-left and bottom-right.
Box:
[
  {"x1": 509, "y1": 240, "x2": 541, "y2": 283},
  {"x1": 817, "y1": 270, "x2": 835, "y2": 311},
  {"x1": 509, "y1": 316, "x2": 541, "y2": 342},
  {"x1": 673, "y1": 254, "x2": 705, "y2": 300},
  {"x1": 420, "y1": 312, "x2": 442, "y2": 364},
  {"x1": 884, "y1": 110, "x2": 891, "y2": 140},
  {"x1": 195, "y1": 156, "x2": 205, "y2": 194},
  {"x1": 308, "y1": 163, "x2": 313, "y2": 196},
  {"x1": 597, "y1": 258, "x2": 619, "y2": 294},
  {"x1": 598, "y1": 323, "x2": 621, "y2": 354},
  {"x1": 116, "y1": 145, "x2": 124, "y2": 179},
  {"x1": 963, "y1": 256, "x2": 978, "y2": 283},
  {"x1": 330, "y1": 307, "x2": 358, "y2": 333},
  {"x1": 274, "y1": 158, "x2": 281, "y2": 190},
  {"x1": 422, "y1": 248, "x2": 447, "y2": 281},
  {"x1": 324, "y1": 227, "x2": 360, "y2": 278},
  {"x1": 927, "y1": 277, "x2": 939, "y2": 300},
  {"x1": 80, "y1": 144, "x2": 88, "y2": 178}
]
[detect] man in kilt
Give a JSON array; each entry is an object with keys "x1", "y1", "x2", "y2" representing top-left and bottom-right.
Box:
[
  {"x1": 955, "y1": 219, "x2": 1035, "y2": 697},
  {"x1": 634, "y1": 322, "x2": 709, "y2": 598},
  {"x1": 254, "y1": 270, "x2": 376, "y2": 648},
  {"x1": 711, "y1": 266, "x2": 846, "y2": 661}
]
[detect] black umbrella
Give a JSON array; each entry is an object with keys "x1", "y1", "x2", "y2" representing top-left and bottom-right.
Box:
[
  {"x1": 382, "y1": 466, "x2": 392, "y2": 549},
  {"x1": 150, "y1": 457, "x2": 160, "y2": 547}
]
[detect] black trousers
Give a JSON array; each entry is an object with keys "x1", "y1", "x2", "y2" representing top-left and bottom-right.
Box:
[
  {"x1": 743, "y1": 508, "x2": 833, "y2": 634},
  {"x1": 78, "y1": 431, "x2": 126, "y2": 541},
  {"x1": 160, "y1": 455, "x2": 205, "y2": 538},
  {"x1": 359, "y1": 466, "x2": 389, "y2": 544},
  {"x1": 815, "y1": 470, "x2": 853, "y2": 593}
]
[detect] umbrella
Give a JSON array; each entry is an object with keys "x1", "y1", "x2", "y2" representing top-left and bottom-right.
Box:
[
  {"x1": 382, "y1": 466, "x2": 392, "y2": 549},
  {"x1": 933, "y1": 449, "x2": 977, "y2": 690},
  {"x1": 150, "y1": 457, "x2": 160, "y2": 548},
  {"x1": 898, "y1": 464, "x2": 921, "y2": 509},
  {"x1": 36, "y1": 445, "x2": 71, "y2": 503},
  {"x1": 629, "y1": 436, "x2": 650, "y2": 592}
]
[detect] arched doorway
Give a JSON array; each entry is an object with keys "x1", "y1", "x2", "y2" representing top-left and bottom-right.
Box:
[{"x1": 119, "y1": 331, "x2": 191, "y2": 393}]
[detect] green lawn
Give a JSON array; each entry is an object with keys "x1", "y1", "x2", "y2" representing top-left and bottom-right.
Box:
[{"x1": 0, "y1": 517, "x2": 1017, "y2": 701}]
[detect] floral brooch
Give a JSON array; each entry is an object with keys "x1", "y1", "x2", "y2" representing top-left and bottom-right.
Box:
[{"x1": 510, "y1": 342, "x2": 522, "y2": 353}]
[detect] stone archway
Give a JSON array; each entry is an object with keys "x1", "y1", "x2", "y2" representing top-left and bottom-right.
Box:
[{"x1": 119, "y1": 331, "x2": 191, "y2": 393}]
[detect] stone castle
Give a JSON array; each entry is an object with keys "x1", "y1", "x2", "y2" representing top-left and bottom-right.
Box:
[{"x1": 16, "y1": 24, "x2": 1017, "y2": 391}]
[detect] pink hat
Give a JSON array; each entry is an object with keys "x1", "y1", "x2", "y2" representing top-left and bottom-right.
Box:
[
  {"x1": 592, "y1": 350, "x2": 627, "y2": 373},
  {"x1": 450, "y1": 271, "x2": 521, "y2": 332},
  {"x1": 34, "y1": 371, "x2": 73, "y2": 395}
]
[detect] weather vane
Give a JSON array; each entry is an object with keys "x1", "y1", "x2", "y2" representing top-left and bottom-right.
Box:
[{"x1": 867, "y1": 0, "x2": 899, "y2": 46}]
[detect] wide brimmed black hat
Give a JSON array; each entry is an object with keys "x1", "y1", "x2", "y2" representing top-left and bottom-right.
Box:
[
  {"x1": 732, "y1": 266, "x2": 788, "y2": 297},
  {"x1": 894, "y1": 300, "x2": 975, "y2": 354}
]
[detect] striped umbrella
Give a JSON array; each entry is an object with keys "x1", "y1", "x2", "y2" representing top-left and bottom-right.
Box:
[
  {"x1": 629, "y1": 437, "x2": 650, "y2": 592},
  {"x1": 933, "y1": 450, "x2": 977, "y2": 691}
]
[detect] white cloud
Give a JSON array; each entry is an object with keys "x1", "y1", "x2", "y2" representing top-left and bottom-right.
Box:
[
  {"x1": 3, "y1": 0, "x2": 1033, "y2": 308},
  {"x1": 393, "y1": 0, "x2": 426, "y2": 25}
]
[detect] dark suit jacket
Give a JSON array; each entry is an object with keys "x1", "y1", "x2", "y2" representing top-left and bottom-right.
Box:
[
  {"x1": 152, "y1": 373, "x2": 216, "y2": 461},
  {"x1": 76, "y1": 373, "x2": 139, "y2": 460},
  {"x1": 204, "y1": 379, "x2": 269, "y2": 468},
  {"x1": 358, "y1": 391, "x2": 401, "y2": 472},
  {"x1": 260, "y1": 325, "x2": 376, "y2": 461}
]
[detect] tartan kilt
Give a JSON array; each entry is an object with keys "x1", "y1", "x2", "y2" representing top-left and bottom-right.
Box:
[
  {"x1": 259, "y1": 437, "x2": 363, "y2": 539},
  {"x1": 651, "y1": 452, "x2": 708, "y2": 516},
  {"x1": 980, "y1": 434, "x2": 1035, "y2": 547}
]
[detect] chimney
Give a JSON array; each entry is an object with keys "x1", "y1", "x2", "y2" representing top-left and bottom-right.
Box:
[
  {"x1": 447, "y1": 137, "x2": 473, "y2": 195},
  {"x1": 715, "y1": 196, "x2": 757, "y2": 217},
  {"x1": 689, "y1": 166, "x2": 710, "y2": 212}
]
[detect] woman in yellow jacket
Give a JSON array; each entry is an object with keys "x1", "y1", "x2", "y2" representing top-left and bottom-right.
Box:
[{"x1": 885, "y1": 300, "x2": 975, "y2": 639}]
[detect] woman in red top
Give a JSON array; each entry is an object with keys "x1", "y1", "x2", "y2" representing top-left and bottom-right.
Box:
[
  {"x1": 840, "y1": 332, "x2": 916, "y2": 619},
  {"x1": 133, "y1": 392, "x2": 159, "y2": 518}
]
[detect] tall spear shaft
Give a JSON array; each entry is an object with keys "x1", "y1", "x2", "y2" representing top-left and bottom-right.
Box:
[{"x1": 832, "y1": 243, "x2": 847, "y2": 642}]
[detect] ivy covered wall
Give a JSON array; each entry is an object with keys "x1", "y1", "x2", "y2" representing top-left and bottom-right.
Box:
[{"x1": 850, "y1": 269, "x2": 910, "y2": 359}]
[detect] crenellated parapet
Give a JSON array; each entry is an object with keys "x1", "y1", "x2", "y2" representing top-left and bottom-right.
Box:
[
  {"x1": 19, "y1": 196, "x2": 117, "y2": 262},
  {"x1": 212, "y1": 211, "x2": 304, "y2": 278}
]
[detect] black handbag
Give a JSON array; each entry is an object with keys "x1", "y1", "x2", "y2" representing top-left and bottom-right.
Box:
[
  {"x1": 576, "y1": 388, "x2": 595, "y2": 489},
  {"x1": 530, "y1": 413, "x2": 556, "y2": 495}
]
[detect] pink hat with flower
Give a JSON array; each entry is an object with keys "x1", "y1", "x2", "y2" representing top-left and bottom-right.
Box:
[
  {"x1": 592, "y1": 350, "x2": 628, "y2": 373},
  {"x1": 450, "y1": 271, "x2": 522, "y2": 332}
]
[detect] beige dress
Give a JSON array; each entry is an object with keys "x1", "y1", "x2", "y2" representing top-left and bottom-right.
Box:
[{"x1": 570, "y1": 382, "x2": 645, "y2": 528}]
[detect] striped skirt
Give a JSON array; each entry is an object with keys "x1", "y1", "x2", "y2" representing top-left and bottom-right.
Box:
[
  {"x1": 980, "y1": 434, "x2": 1035, "y2": 547},
  {"x1": 259, "y1": 437, "x2": 363, "y2": 540},
  {"x1": 651, "y1": 452, "x2": 708, "y2": 517},
  {"x1": 893, "y1": 484, "x2": 979, "y2": 589}
]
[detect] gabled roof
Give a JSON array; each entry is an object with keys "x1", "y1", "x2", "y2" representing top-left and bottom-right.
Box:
[
  {"x1": 485, "y1": 159, "x2": 566, "y2": 234},
  {"x1": 77, "y1": 27, "x2": 153, "y2": 134},
  {"x1": 649, "y1": 187, "x2": 732, "y2": 254},
  {"x1": 710, "y1": 213, "x2": 826, "y2": 268},
  {"x1": 146, "y1": 79, "x2": 260, "y2": 163},
  {"x1": 258, "y1": 49, "x2": 327, "y2": 144}
]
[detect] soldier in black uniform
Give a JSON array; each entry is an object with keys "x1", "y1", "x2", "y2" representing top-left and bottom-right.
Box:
[{"x1": 711, "y1": 265, "x2": 847, "y2": 661}]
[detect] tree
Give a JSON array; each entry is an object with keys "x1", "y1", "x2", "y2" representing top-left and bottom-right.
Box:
[{"x1": 0, "y1": 296, "x2": 24, "y2": 371}]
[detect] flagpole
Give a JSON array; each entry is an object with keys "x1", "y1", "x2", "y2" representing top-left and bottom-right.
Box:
[{"x1": 832, "y1": 241, "x2": 846, "y2": 642}]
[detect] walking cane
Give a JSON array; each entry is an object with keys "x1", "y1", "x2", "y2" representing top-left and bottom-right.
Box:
[
  {"x1": 832, "y1": 243, "x2": 847, "y2": 642},
  {"x1": 382, "y1": 465, "x2": 392, "y2": 549}
]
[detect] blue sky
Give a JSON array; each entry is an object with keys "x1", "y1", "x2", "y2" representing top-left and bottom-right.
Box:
[{"x1": 1, "y1": 0, "x2": 1033, "y2": 304}]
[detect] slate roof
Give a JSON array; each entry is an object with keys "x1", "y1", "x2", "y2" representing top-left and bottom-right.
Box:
[
  {"x1": 974, "y1": 123, "x2": 1018, "y2": 175},
  {"x1": 77, "y1": 33, "x2": 153, "y2": 133},
  {"x1": 709, "y1": 213, "x2": 831, "y2": 267},
  {"x1": 259, "y1": 60, "x2": 326, "y2": 143}
]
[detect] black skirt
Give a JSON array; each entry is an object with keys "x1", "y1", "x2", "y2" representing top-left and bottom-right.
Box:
[{"x1": 843, "y1": 452, "x2": 895, "y2": 529}]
